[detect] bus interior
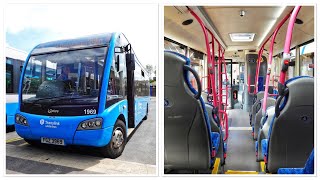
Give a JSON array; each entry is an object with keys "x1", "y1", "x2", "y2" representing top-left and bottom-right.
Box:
[{"x1": 164, "y1": 6, "x2": 314, "y2": 174}]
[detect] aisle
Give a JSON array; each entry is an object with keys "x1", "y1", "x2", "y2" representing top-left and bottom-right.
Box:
[{"x1": 224, "y1": 109, "x2": 260, "y2": 172}]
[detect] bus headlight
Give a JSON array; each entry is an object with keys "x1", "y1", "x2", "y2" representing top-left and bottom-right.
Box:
[
  {"x1": 15, "y1": 114, "x2": 28, "y2": 126},
  {"x1": 77, "y1": 118, "x2": 102, "y2": 130}
]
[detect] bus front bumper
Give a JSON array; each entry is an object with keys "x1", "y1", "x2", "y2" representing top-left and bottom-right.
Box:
[{"x1": 15, "y1": 124, "x2": 113, "y2": 147}]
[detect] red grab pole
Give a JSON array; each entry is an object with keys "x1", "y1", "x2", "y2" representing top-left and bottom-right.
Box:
[
  {"x1": 261, "y1": 10, "x2": 293, "y2": 114},
  {"x1": 207, "y1": 28, "x2": 218, "y2": 107},
  {"x1": 188, "y1": 7, "x2": 215, "y2": 106},
  {"x1": 188, "y1": 7, "x2": 229, "y2": 141},
  {"x1": 253, "y1": 33, "x2": 273, "y2": 94},
  {"x1": 218, "y1": 45, "x2": 222, "y2": 116},
  {"x1": 254, "y1": 9, "x2": 292, "y2": 95},
  {"x1": 279, "y1": 6, "x2": 301, "y2": 84}
]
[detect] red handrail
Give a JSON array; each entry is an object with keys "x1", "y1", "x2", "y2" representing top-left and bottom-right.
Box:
[
  {"x1": 254, "y1": 10, "x2": 293, "y2": 95},
  {"x1": 188, "y1": 7, "x2": 229, "y2": 141},
  {"x1": 221, "y1": 49, "x2": 229, "y2": 141},
  {"x1": 262, "y1": 9, "x2": 293, "y2": 114},
  {"x1": 206, "y1": 28, "x2": 218, "y2": 107},
  {"x1": 279, "y1": 6, "x2": 301, "y2": 84},
  {"x1": 188, "y1": 8, "x2": 212, "y2": 77},
  {"x1": 253, "y1": 34, "x2": 273, "y2": 94}
]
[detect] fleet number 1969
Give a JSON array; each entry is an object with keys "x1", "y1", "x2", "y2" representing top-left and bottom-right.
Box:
[{"x1": 84, "y1": 109, "x2": 97, "y2": 114}]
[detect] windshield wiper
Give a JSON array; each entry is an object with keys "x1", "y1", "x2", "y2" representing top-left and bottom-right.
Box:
[
  {"x1": 26, "y1": 95, "x2": 78, "y2": 107},
  {"x1": 49, "y1": 96, "x2": 86, "y2": 106}
]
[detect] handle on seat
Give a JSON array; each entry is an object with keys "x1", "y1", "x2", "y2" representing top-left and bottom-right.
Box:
[
  {"x1": 252, "y1": 94, "x2": 257, "y2": 104},
  {"x1": 183, "y1": 65, "x2": 202, "y2": 99},
  {"x1": 275, "y1": 88, "x2": 289, "y2": 117}
]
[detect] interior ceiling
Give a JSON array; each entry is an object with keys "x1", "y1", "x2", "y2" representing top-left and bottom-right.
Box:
[
  {"x1": 164, "y1": 6, "x2": 207, "y2": 54},
  {"x1": 164, "y1": 6, "x2": 314, "y2": 62},
  {"x1": 264, "y1": 6, "x2": 314, "y2": 55}
]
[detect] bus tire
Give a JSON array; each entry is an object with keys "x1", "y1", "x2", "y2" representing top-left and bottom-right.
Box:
[
  {"x1": 143, "y1": 104, "x2": 149, "y2": 120},
  {"x1": 24, "y1": 139, "x2": 38, "y2": 146},
  {"x1": 6, "y1": 125, "x2": 15, "y2": 133},
  {"x1": 100, "y1": 120, "x2": 127, "y2": 159}
]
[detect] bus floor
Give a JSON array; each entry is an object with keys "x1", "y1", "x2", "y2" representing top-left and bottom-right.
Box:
[{"x1": 223, "y1": 109, "x2": 260, "y2": 173}]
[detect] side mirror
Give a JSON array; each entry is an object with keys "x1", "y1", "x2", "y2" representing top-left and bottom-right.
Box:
[{"x1": 126, "y1": 53, "x2": 135, "y2": 71}]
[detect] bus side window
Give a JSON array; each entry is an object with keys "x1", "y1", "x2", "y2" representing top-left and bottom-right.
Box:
[
  {"x1": 134, "y1": 63, "x2": 141, "y2": 97},
  {"x1": 106, "y1": 48, "x2": 126, "y2": 108},
  {"x1": 107, "y1": 67, "x2": 120, "y2": 96},
  {"x1": 117, "y1": 53, "x2": 127, "y2": 97}
]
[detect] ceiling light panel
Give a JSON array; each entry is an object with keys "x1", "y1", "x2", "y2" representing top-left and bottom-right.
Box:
[{"x1": 229, "y1": 33, "x2": 255, "y2": 42}]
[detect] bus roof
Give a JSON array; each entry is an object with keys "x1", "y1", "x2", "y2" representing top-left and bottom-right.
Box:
[
  {"x1": 29, "y1": 32, "x2": 150, "y2": 78},
  {"x1": 31, "y1": 33, "x2": 114, "y2": 55}
]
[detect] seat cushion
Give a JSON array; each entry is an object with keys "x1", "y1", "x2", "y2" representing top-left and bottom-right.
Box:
[
  {"x1": 261, "y1": 139, "x2": 268, "y2": 158},
  {"x1": 255, "y1": 141, "x2": 258, "y2": 154},
  {"x1": 277, "y1": 168, "x2": 304, "y2": 174},
  {"x1": 211, "y1": 132, "x2": 220, "y2": 156},
  {"x1": 277, "y1": 149, "x2": 314, "y2": 174},
  {"x1": 304, "y1": 150, "x2": 314, "y2": 174}
]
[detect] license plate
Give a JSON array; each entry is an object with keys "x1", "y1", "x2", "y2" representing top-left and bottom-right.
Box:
[{"x1": 41, "y1": 137, "x2": 65, "y2": 146}]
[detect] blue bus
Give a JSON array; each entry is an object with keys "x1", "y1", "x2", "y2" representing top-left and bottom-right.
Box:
[
  {"x1": 15, "y1": 33, "x2": 150, "y2": 158},
  {"x1": 6, "y1": 46, "x2": 27, "y2": 129}
]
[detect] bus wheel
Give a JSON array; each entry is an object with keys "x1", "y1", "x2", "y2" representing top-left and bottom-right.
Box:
[
  {"x1": 6, "y1": 125, "x2": 15, "y2": 133},
  {"x1": 143, "y1": 104, "x2": 149, "y2": 120},
  {"x1": 100, "y1": 120, "x2": 127, "y2": 159},
  {"x1": 24, "y1": 139, "x2": 38, "y2": 146}
]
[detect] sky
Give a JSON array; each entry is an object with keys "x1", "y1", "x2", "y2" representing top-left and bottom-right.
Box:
[{"x1": 5, "y1": 4, "x2": 158, "y2": 68}]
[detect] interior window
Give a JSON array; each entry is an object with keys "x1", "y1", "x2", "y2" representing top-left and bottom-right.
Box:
[{"x1": 299, "y1": 41, "x2": 314, "y2": 77}]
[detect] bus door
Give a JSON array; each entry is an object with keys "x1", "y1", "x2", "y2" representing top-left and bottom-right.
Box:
[
  {"x1": 114, "y1": 35, "x2": 135, "y2": 128},
  {"x1": 125, "y1": 48, "x2": 135, "y2": 128},
  {"x1": 223, "y1": 60, "x2": 240, "y2": 109},
  {"x1": 227, "y1": 61, "x2": 241, "y2": 109}
]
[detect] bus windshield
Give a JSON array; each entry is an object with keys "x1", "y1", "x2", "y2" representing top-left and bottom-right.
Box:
[{"x1": 21, "y1": 47, "x2": 107, "y2": 116}]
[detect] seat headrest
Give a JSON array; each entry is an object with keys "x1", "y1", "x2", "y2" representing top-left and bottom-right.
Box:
[
  {"x1": 285, "y1": 77, "x2": 314, "y2": 108},
  {"x1": 257, "y1": 91, "x2": 265, "y2": 100},
  {"x1": 164, "y1": 51, "x2": 187, "y2": 88}
]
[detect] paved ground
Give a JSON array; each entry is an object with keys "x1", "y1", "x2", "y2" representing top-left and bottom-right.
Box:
[
  {"x1": 6, "y1": 97, "x2": 156, "y2": 175},
  {"x1": 117, "y1": 98, "x2": 157, "y2": 165}
]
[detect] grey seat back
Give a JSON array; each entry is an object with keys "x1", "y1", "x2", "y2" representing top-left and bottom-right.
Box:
[
  {"x1": 253, "y1": 97, "x2": 276, "y2": 139},
  {"x1": 267, "y1": 77, "x2": 314, "y2": 173},
  {"x1": 250, "y1": 91, "x2": 264, "y2": 125},
  {"x1": 164, "y1": 51, "x2": 211, "y2": 170},
  {"x1": 202, "y1": 92, "x2": 209, "y2": 103},
  {"x1": 205, "y1": 103, "x2": 225, "y2": 164},
  {"x1": 257, "y1": 106, "x2": 275, "y2": 161},
  {"x1": 205, "y1": 104, "x2": 220, "y2": 133}
]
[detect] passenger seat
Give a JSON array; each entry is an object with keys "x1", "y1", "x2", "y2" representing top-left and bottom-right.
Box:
[
  {"x1": 249, "y1": 91, "x2": 264, "y2": 126},
  {"x1": 261, "y1": 76, "x2": 314, "y2": 173},
  {"x1": 256, "y1": 106, "x2": 275, "y2": 161},
  {"x1": 164, "y1": 51, "x2": 221, "y2": 170},
  {"x1": 253, "y1": 97, "x2": 276, "y2": 140}
]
